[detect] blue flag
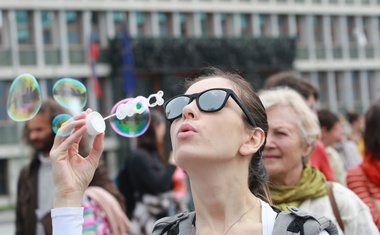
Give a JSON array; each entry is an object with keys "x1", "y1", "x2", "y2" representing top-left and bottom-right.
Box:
[{"x1": 121, "y1": 26, "x2": 135, "y2": 97}]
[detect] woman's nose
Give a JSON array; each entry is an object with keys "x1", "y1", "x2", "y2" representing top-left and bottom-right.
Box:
[{"x1": 182, "y1": 99, "x2": 198, "y2": 121}]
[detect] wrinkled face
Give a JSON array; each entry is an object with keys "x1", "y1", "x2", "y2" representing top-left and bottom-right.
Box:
[
  {"x1": 27, "y1": 112, "x2": 55, "y2": 155},
  {"x1": 321, "y1": 122, "x2": 344, "y2": 146},
  {"x1": 262, "y1": 105, "x2": 310, "y2": 182},
  {"x1": 170, "y1": 77, "x2": 248, "y2": 167}
]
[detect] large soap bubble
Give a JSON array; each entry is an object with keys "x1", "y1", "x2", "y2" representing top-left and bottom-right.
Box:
[
  {"x1": 109, "y1": 98, "x2": 151, "y2": 137},
  {"x1": 52, "y1": 78, "x2": 87, "y2": 114},
  {"x1": 7, "y1": 74, "x2": 42, "y2": 121}
]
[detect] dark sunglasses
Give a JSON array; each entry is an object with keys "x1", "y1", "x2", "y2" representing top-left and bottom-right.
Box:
[{"x1": 163, "y1": 88, "x2": 257, "y2": 127}]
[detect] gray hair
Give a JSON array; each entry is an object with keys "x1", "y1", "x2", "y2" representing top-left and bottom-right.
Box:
[{"x1": 259, "y1": 87, "x2": 321, "y2": 149}]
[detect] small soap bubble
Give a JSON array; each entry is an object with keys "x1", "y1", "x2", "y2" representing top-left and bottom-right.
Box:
[
  {"x1": 7, "y1": 74, "x2": 42, "y2": 122},
  {"x1": 109, "y1": 98, "x2": 151, "y2": 137},
  {"x1": 52, "y1": 78, "x2": 87, "y2": 114},
  {"x1": 52, "y1": 114, "x2": 74, "y2": 137}
]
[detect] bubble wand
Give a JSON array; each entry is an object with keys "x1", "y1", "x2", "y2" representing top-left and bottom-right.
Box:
[{"x1": 85, "y1": 91, "x2": 164, "y2": 136}]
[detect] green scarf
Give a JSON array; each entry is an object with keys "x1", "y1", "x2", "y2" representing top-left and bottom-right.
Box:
[{"x1": 270, "y1": 164, "x2": 327, "y2": 211}]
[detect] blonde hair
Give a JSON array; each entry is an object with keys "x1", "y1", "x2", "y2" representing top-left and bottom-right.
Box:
[{"x1": 259, "y1": 87, "x2": 321, "y2": 148}]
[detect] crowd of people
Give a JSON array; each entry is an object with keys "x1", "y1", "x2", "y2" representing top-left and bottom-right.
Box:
[{"x1": 15, "y1": 68, "x2": 380, "y2": 235}]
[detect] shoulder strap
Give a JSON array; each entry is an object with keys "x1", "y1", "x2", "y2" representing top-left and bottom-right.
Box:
[
  {"x1": 151, "y1": 211, "x2": 195, "y2": 235},
  {"x1": 326, "y1": 181, "x2": 345, "y2": 232},
  {"x1": 273, "y1": 206, "x2": 338, "y2": 235}
]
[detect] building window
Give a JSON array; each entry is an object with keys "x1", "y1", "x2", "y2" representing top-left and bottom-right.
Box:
[
  {"x1": 0, "y1": 159, "x2": 7, "y2": 195},
  {"x1": 113, "y1": 11, "x2": 124, "y2": 36},
  {"x1": 158, "y1": 13, "x2": 172, "y2": 37},
  {"x1": 200, "y1": 13, "x2": 210, "y2": 37},
  {"x1": 0, "y1": 10, "x2": 3, "y2": 45},
  {"x1": 16, "y1": 10, "x2": 33, "y2": 44},
  {"x1": 179, "y1": 13, "x2": 192, "y2": 37},
  {"x1": 278, "y1": 15, "x2": 288, "y2": 36},
  {"x1": 66, "y1": 11, "x2": 82, "y2": 45},
  {"x1": 41, "y1": 11, "x2": 54, "y2": 45},
  {"x1": 220, "y1": 14, "x2": 233, "y2": 37},
  {"x1": 313, "y1": 15, "x2": 323, "y2": 43},
  {"x1": 240, "y1": 14, "x2": 251, "y2": 36},
  {"x1": 90, "y1": 12, "x2": 100, "y2": 43},
  {"x1": 136, "y1": 12, "x2": 146, "y2": 37},
  {"x1": 259, "y1": 14, "x2": 270, "y2": 36},
  {"x1": 0, "y1": 81, "x2": 7, "y2": 121}
]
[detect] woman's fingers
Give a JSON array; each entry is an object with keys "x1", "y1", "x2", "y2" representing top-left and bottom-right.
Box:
[{"x1": 87, "y1": 132, "x2": 105, "y2": 168}]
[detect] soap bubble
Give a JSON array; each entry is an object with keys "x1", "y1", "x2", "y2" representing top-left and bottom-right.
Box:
[
  {"x1": 52, "y1": 78, "x2": 87, "y2": 114},
  {"x1": 7, "y1": 74, "x2": 42, "y2": 121},
  {"x1": 52, "y1": 114, "x2": 74, "y2": 137},
  {"x1": 109, "y1": 98, "x2": 151, "y2": 137}
]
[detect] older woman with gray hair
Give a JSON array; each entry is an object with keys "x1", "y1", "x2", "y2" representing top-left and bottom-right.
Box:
[{"x1": 259, "y1": 87, "x2": 378, "y2": 235}]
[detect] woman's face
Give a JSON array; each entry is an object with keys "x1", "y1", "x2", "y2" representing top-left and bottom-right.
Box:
[
  {"x1": 262, "y1": 105, "x2": 310, "y2": 185},
  {"x1": 170, "y1": 77, "x2": 249, "y2": 167}
]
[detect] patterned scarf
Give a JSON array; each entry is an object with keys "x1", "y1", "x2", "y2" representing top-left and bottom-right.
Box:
[
  {"x1": 361, "y1": 151, "x2": 380, "y2": 188},
  {"x1": 270, "y1": 164, "x2": 327, "y2": 211}
]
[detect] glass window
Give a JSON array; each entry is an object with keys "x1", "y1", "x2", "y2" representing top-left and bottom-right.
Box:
[
  {"x1": 259, "y1": 14, "x2": 270, "y2": 36},
  {"x1": 347, "y1": 16, "x2": 356, "y2": 43},
  {"x1": 179, "y1": 13, "x2": 192, "y2": 36},
  {"x1": 220, "y1": 14, "x2": 233, "y2": 37},
  {"x1": 91, "y1": 12, "x2": 100, "y2": 42},
  {"x1": 278, "y1": 15, "x2": 288, "y2": 36},
  {"x1": 158, "y1": 13, "x2": 168, "y2": 37},
  {"x1": 200, "y1": 13, "x2": 209, "y2": 36},
  {"x1": 136, "y1": 12, "x2": 145, "y2": 37},
  {"x1": 240, "y1": 14, "x2": 251, "y2": 36},
  {"x1": 0, "y1": 10, "x2": 3, "y2": 45},
  {"x1": 0, "y1": 159, "x2": 7, "y2": 195},
  {"x1": 0, "y1": 81, "x2": 6, "y2": 121},
  {"x1": 41, "y1": 11, "x2": 54, "y2": 45},
  {"x1": 16, "y1": 10, "x2": 33, "y2": 44},
  {"x1": 66, "y1": 11, "x2": 82, "y2": 44},
  {"x1": 313, "y1": 15, "x2": 323, "y2": 43},
  {"x1": 113, "y1": 11, "x2": 124, "y2": 36}
]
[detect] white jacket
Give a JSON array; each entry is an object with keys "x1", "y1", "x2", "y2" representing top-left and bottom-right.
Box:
[{"x1": 299, "y1": 182, "x2": 379, "y2": 235}]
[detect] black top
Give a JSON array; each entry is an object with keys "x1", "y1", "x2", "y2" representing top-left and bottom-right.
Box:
[{"x1": 118, "y1": 148, "x2": 176, "y2": 218}]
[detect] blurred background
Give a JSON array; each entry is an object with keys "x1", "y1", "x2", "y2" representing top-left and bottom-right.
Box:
[{"x1": 0, "y1": 0, "x2": 379, "y2": 213}]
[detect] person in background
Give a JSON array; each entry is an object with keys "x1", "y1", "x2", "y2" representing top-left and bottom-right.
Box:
[
  {"x1": 116, "y1": 109, "x2": 182, "y2": 235},
  {"x1": 263, "y1": 71, "x2": 334, "y2": 181},
  {"x1": 48, "y1": 68, "x2": 338, "y2": 235},
  {"x1": 259, "y1": 87, "x2": 378, "y2": 235},
  {"x1": 347, "y1": 103, "x2": 380, "y2": 230},
  {"x1": 317, "y1": 109, "x2": 347, "y2": 186},
  {"x1": 16, "y1": 98, "x2": 125, "y2": 235},
  {"x1": 345, "y1": 110, "x2": 365, "y2": 155}
]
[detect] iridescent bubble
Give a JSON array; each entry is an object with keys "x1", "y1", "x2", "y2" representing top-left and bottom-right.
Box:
[
  {"x1": 7, "y1": 74, "x2": 42, "y2": 122},
  {"x1": 109, "y1": 98, "x2": 151, "y2": 137},
  {"x1": 52, "y1": 78, "x2": 87, "y2": 114},
  {"x1": 52, "y1": 114, "x2": 74, "y2": 137}
]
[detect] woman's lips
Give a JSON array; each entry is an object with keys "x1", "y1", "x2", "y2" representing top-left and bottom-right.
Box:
[{"x1": 177, "y1": 123, "x2": 197, "y2": 138}]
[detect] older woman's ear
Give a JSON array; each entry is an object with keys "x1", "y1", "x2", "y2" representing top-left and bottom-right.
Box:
[{"x1": 239, "y1": 128, "x2": 265, "y2": 157}]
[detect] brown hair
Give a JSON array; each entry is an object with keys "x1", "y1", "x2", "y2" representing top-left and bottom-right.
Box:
[
  {"x1": 136, "y1": 109, "x2": 166, "y2": 162},
  {"x1": 264, "y1": 71, "x2": 319, "y2": 101},
  {"x1": 184, "y1": 67, "x2": 270, "y2": 203},
  {"x1": 22, "y1": 98, "x2": 90, "y2": 156},
  {"x1": 364, "y1": 103, "x2": 380, "y2": 159}
]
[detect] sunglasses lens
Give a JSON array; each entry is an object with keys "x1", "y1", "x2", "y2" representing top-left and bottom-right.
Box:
[
  {"x1": 199, "y1": 90, "x2": 227, "y2": 111},
  {"x1": 165, "y1": 96, "x2": 190, "y2": 120}
]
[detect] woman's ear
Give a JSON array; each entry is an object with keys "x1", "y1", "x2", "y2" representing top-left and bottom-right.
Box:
[
  {"x1": 239, "y1": 128, "x2": 265, "y2": 156},
  {"x1": 302, "y1": 142, "x2": 314, "y2": 158}
]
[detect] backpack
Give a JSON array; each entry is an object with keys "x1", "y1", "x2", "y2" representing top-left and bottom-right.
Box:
[{"x1": 151, "y1": 206, "x2": 338, "y2": 235}]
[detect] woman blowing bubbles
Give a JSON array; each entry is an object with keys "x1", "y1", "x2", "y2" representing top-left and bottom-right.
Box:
[{"x1": 50, "y1": 68, "x2": 333, "y2": 234}]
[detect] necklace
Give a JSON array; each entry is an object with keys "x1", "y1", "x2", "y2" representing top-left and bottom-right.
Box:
[{"x1": 223, "y1": 198, "x2": 258, "y2": 235}]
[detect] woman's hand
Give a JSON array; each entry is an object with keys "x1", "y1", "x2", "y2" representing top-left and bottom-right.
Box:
[{"x1": 50, "y1": 109, "x2": 104, "y2": 208}]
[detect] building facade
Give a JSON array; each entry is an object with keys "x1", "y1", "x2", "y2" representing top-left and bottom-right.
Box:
[{"x1": 0, "y1": 0, "x2": 379, "y2": 206}]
